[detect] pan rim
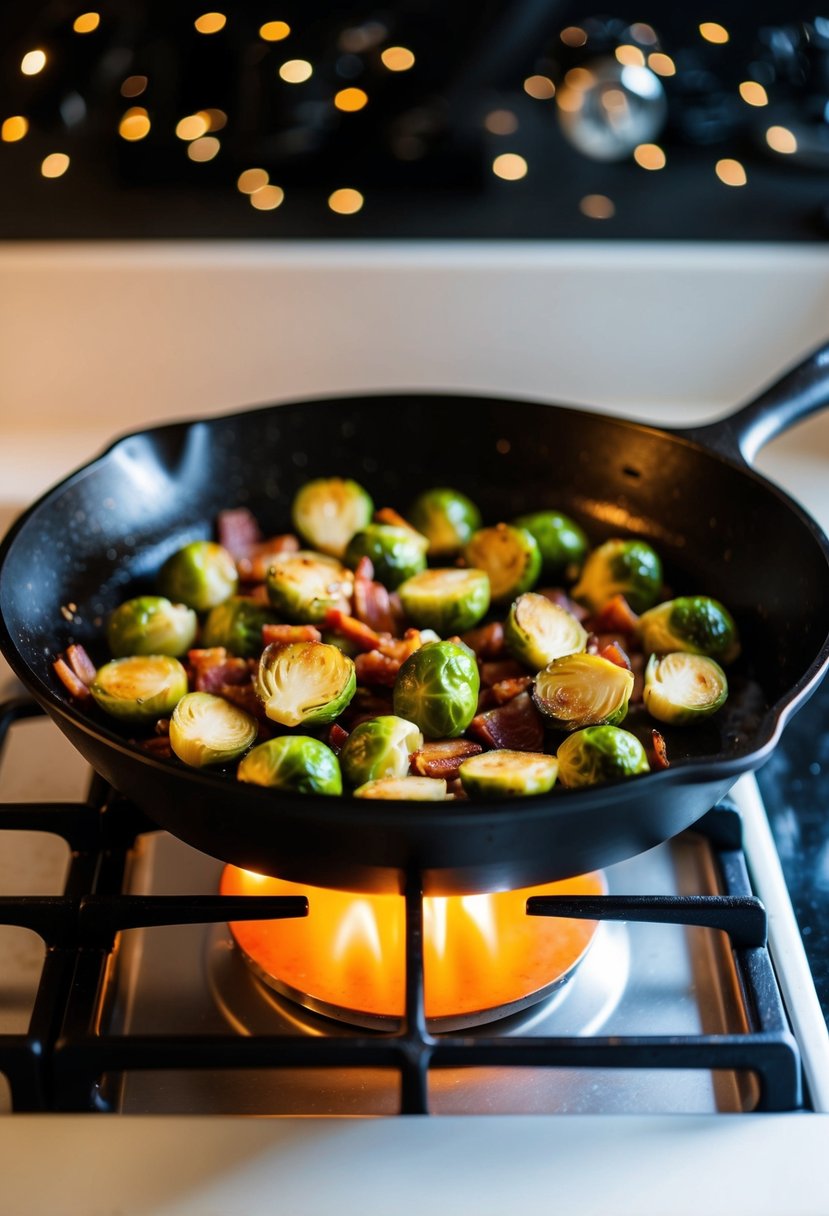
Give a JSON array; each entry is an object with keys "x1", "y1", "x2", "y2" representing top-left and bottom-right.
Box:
[{"x1": 2, "y1": 389, "x2": 829, "y2": 826}]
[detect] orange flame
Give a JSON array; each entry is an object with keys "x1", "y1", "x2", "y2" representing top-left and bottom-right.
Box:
[{"x1": 221, "y1": 867, "x2": 605, "y2": 1023}]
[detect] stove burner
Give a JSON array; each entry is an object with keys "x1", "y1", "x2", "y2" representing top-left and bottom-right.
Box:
[{"x1": 218, "y1": 867, "x2": 607, "y2": 1032}]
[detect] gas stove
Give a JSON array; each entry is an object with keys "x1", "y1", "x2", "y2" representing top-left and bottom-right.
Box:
[{"x1": 1, "y1": 242, "x2": 829, "y2": 1214}]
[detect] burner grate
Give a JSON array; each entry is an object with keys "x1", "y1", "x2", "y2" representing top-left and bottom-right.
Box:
[{"x1": 0, "y1": 700, "x2": 802, "y2": 1114}]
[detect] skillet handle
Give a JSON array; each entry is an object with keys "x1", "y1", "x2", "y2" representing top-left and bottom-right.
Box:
[{"x1": 674, "y1": 338, "x2": 829, "y2": 466}]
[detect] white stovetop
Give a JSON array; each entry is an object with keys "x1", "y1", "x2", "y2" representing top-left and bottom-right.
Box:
[{"x1": 1, "y1": 241, "x2": 829, "y2": 1216}]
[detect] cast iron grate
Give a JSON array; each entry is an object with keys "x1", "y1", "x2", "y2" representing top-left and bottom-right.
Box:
[{"x1": 0, "y1": 699, "x2": 802, "y2": 1114}]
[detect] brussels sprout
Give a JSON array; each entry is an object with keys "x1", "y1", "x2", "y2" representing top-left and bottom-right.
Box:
[
  {"x1": 107, "y1": 596, "x2": 197, "y2": 658},
  {"x1": 571, "y1": 538, "x2": 662, "y2": 614},
  {"x1": 238, "y1": 735, "x2": 343, "y2": 796},
  {"x1": 90, "y1": 655, "x2": 188, "y2": 723},
  {"x1": 265, "y1": 551, "x2": 353, "y2": 623},
  {"x1": 256, "y1": 641, "x2": 356, "y2": 728},
  {"x1": 533, "y1": 653, "x2": 634, "y2": 731},
  {"x1": 344, "y1": 524, "x2": 428, "y2": 590},
  {"x1": 512, "y1": 511, "x2": 589, "y2": 579},
  {"x1": 408, "y1": 488, "x2": 482, "y2": 557},
  {"x1": 169, "y1": 691, "x2": 258, "y2": 768},
  {"x1": 158, "y1": 541, "x2": 238, "y2": 612},
  {"x1": 340, "y1": 715, "x2": 424, "y2": 786},
  {"x1": 505, "y1": 592, "x2": 588, "y2": 670},
  {"x1": 202, "y1": 596, "x2": 281, "y2": 658},
  {"x1": 643, "y1": 652, "x2": 728, "y2": 724},
  {"x1": 557, "y1": 725, "x2": 649, "y2": 788},
  {"x1": 353, "y1": 776, "x2": 447, "y2": 800},
  {"x1": 397, "y1": 568, "x2": 490, "y2": 634},
  {"x1": 462, "y1": 524, "x2": 541, "y2": 603},
  {"x1": 458, "y1": 749, "x2": 558, "y2": 798},
  {"x1": 638, "y1": 596, "x2": 740, "y2": 664},
  {"x1": 291, "y1": 477, "x2": 374, "y2": 559},
  {"x1": 393, "y1": 640, "x2": 480, "y2": 739}
]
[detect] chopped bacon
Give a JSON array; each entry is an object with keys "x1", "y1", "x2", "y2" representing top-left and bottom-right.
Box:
[
  {"x1": 53, "y1": 657, "x2": 92, "y2": 702},
  {"x1": 340, "y1": 688, "x2": 394, "y2": 729},
  {"x1": 537, "y1": 588, "x2": 589, "y2": 623},
  {"x1": 354, "y1": 555, "x2": 374, "y2": 582},
  {"x1": 598, "y1": 641, "x2": 632, "y2": 671},
  {"x1": 461, "y1": 621, "x2": 506, "y2": 660},
  {"x1": 377, "y1": 629, "x2": 425, "y2": 663},
  {"x1": 468, "y1": 692, "x2": 545, "y2": 752},
  {"x1": 650, "y1": 729, "x2": 670, "y2": 770},
  {"x1": 236, "y1": 535, "x2": 300, "y2": 582},
  {"x1": 216, "y1": 682, "x2": 267, "y2": 720},
  {"x1": 445, "y1": 777, "x2": 469, "y2": 801},
  {"x1": 248, "y1": 583, "x2": 271, "y2": 605},
  {"x1": 374, "y1": 506, "x2": 420, "y2": 534},
  {"x1": 354, "y1": 650, "x2": 401, "y2": 688},
  {"x1": 154, "y1": 718, "x2": 170, "y2": 736},
  {"x1": 217, "y1": 508, "x2": 262, "y2": 560},
  {"x1": 262, "y1": 624, "x2": 322, "y2": 646},
  {"x1": 591, "y1": 594, "x2": 639, "y2": 635},
  {"x1": 138, "y1": 736, "x2": 173, "y2": 758},
  {"x1": 188, "y1": 648, "x2": 251, "y2": 693},
  {"x1": 66, "y1": 643, "x2": 97, "y2": 686},
  {"x1": 353, "y1": 559, "x2": 397, "y2": 634},
  {"x1": 323, "y1": 609, "x2": 382, "y2": 652},
  {"x1": 328, "y1": 723, "x2": 350, "y2": 754},
  {"x1": 410, "y1": 739, "x2": 483, "y2": 781},
  {"x1": 630, "y1": 653, "x2": 646, "y2": 704},
  {"x1": 480, "y1": 659, "x2": 525, "y2": 687},
  {"x1": 490, "y1": 675, "x2": 534, "y2": 705}
]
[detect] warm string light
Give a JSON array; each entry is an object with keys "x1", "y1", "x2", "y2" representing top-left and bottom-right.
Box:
[
  {"x1": 237, "y1": 168, "x2": 269, "y2": 194},
  {"x1": 21, "y1": 49, "x2": 46, "y2": 76},
  {"x1": 560, "y1": 26, "x2": 587, "y2": 47},
  {"x1": 328, "y1": 187, "x2": 364, "y2": 214},
  {"x1": 194, "y1": 12, "x2": 226, "y2": 34},
  {"x1": 176, "y1": 113, "x2": 209, "y2": 141},
  {"x1": 715, "y1": 158, "x2": 747, "y2": 186},
  {"x1": 73, "y1": 12, "x2": 100, "y2": 34},
  {"x1": 523, "y1": 75, "x2": 555, "y2": 100},
  {"x1": 739, "y1": 81, "x2": 768, "y2": 107},
  {"x1": 766, "y1": 125, "x2": 797, "y2": 154},
  {"x1": 492, "y1": 153, "x2": 527, "y2": 181},
  {"x1": 699, "y1": 22, "x2": 729, "y2": 44},
  {"x1": 380, "y1": 46, "x2": 415, "y2": 71},
  {"x1": 119, "y1": 107, "x2": 150, "y2": 141},
  {"x1": 41, "y1": 153, "x2": 69, "y2": 178},
  {"x1": 648, "y1": 53, "x2": 676, "y2": 77},
  {"x1": 633, "y1": 143, "x2": 666, "y2": 170},
  {"x1": 1, "y1": 116, "x2": 28, "y2": 142},
  {"x1": 260, "y1": 21, "x2": 290, "y2": 42},
  {"x1": 121, "y1": 75, "x2": 147, "y2": 98},
  {"x1": 188, "y1": 136, "x2": 220, "y2": 161},
  {"x1": 250, "y1": 184, "x2": 284, "y2": 210},
  {"x1": 334, "y1": 87, "x2": 368, "y2": 112},
  {"x1": 484, "y1": 110, "x2": 518, "y2": 135},
  {"x1": 279, "y1": 59, "x2": 313, "y2": 83},
  {"x1": 629, "y1": 23, "x2": 657, "y2": 45},
  {"x1": 580, "y1": 194, "x2": 615, "y2": 219},
  {"x1": 615, "y1": 45, "x2": 645, "y2": 67}
]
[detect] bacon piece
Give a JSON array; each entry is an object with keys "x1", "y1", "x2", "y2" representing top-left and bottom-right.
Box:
[
  {"x1": 53, "y1": 657, "x2": 92, "y2": 701},
  {"x1": 461, "y1": 621, "x2": 506, "y2": 660},
  {"x1": 262, "y1": 624, "x2": 322, "y2": 646},
  {"x1": 353, "y1": 559, "x2": 397, "y2": 634},
  {"x1": 237, "y1": 535, "x2": 300, "y2": 583},
  {"x1": 66, "y1": 644, "x2": 97, "y2": 686},
  {"x1": 328, "y1": 723, "x2": 350, "y2": 754},
  {"x1": 445, "y1": 777, "x2": 469, "y2": 801},
  {"x1": 410, "y1": 739, "x2": 483, "y2": 780},
  {"x1": 138, "y1": 736, "x2": 173, "y2": 758},
  {"x1": 468, "y1": 692, "x2": 545, "y2": 752},
  {"x1": 630, "y1": 653, "x2": 645, "y2": 704},
  {"x1": 217, "y1": 682, "x2": 266, "y2": 719},
  {"x1": 591, "y1": 594, "x2": 639, "y2": 635},
  {"x1": 376, "y1": 629, "x2": 425, "y2": 663},
  {"x1": 217, "y1": 508, "x2": 262, "y2": 560},
  {"x1": 154, "y1": 718, "x2": 170, "y2": 736},
  {"x1": 354, "y1": 650, "x2": 401, "y2": 688},
  {"x1": 248, "y1": 583, "x2": 271, "y2": 605},
  {"x1": 188, "y1": 648, "x2": 251, "y2": 693},
  {"x1": 480, "y1": 659, "x2": 525, "y2": 687},
  {"x1": 490, "y1": 675, "x2": 534, "y2": 705},
  {"x1": 598, "y1": 641, "x2": 632, "y2": 671},
  {"x1": 650, "y1": 728, "x2": 670, "y2": 770},
  {"x1": 354, "y1": 555, "x2": 374, "y2": 582},
  {"x1": 537, "y1": 588, "x2": 590, "y2": 623},
  {"x1": 323, "y1": 609, "x2": 382, "y2": 652}
]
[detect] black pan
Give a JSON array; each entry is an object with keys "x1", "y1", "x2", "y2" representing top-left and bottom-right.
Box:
[{"x1": 2, "y1": 342, "x2": 829, "y2": 895}]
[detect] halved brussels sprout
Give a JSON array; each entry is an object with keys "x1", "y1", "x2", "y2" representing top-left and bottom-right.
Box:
[
  {"x1": 505, "y1": 592, "x2": 588, "y2": 670},
  {"x1": 169, "y1": 691, "x2": 258, "y2": 767},
  {"x1": 291, "y1": 477, "x2": 374, "y2": 559},
  {"x1": 397, "y1": 568, "x2": 490, "y2": 634},
  {"x1": 238, "y1": 735, "x2": 343, "y2": 796},
  {"x1": 90, "y1": 655, "x2": 188, "y2": 723},
  {"x1": 644, "y1": 652, "x2": 728, "y2": 724},
  {"x1": 340, "y1": 715, "x2": 424, "y2": 787},
  {"x1": 408, "y1": 488, "x2": 482, "y2": 557},
  {"x1": 158, "y1": 541, "x2": 238, "y2": 612},
  {"x1": 202, "y1": 596, "x2": 281, "y2": 658},
  {"x1": 572, "y1": 538, "x2": 662, "y2": 614},
  {"x1": 344, "y1": 524, "x2": 428, "y2": 589},
  {"x1": 458, "y1": 749, "x2": 558, "y2": 798},
  {"x1": 462, "y1": 524, "x2": 541, "y2": 603},
  {"x1": 107, "y1": 596, "x2": 197, "y2": 658},
  {"x1": 533, "y1": 653, "x2": 634, "y2": 731},
  {"x1": 512, "y1": 511, "x2": 589, "y2": 579},
  {"x1": 265, "y1": 551, "x2": 353, "y2": 623},
  {"x1": 353, "y1": 776, "x2": 447, "y2": 800},
  {"x1": 256, "y1": 641, "x2": 356, "y2": 727},
  {"x1": 638, "y1": 596, "x2": 740, "y2": 664},
  {"x1": 557, "y1": 725, "x2": 649, "y2": 788},
  {"x1": 393, "y1": 640, "x2": 480, "y2": 739}
]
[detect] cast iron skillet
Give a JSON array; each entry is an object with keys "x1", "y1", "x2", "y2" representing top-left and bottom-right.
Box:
[{"x1": 2, "y1": 342, "x2": 829, "y2": 895}]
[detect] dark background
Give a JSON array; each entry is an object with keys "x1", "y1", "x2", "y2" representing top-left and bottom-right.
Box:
[{"x1": 2, "y1": 1, "x2": 829, "y2": 238}]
